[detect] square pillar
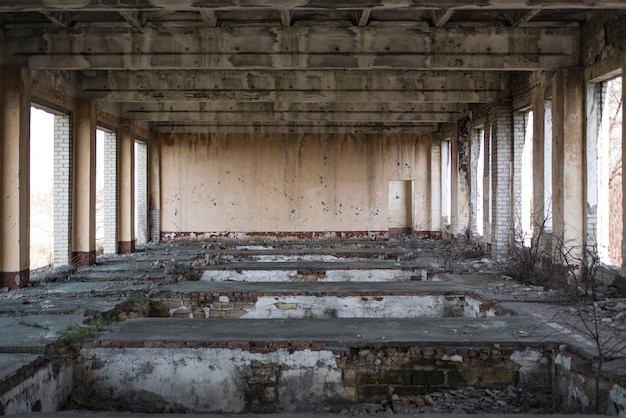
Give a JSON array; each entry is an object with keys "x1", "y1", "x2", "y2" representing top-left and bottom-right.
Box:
[
  {"x1": 149, "y1": 131, "x2": 161, "y2": 243},
  {"x1": 103, "y1": 130, "x2": 118, "y2": 255},
  {"x1": 0, "y1": 67, "x2": 31, "y2": 289},
  {"x1": 552, "y1": 68, "x2": 585, "y2": 260},
  {"x1": 430, "y1": 134, "x2": 442, "y2": 236},
  {"x1": 450, "y1": 120, "x2": 471, "y2": 237},
  {"x1": 491, "y1": 101, "x2": 514, "y2": 259},
  {"x1": 71, "y1": 100, "x2": 97, "y2": 266},
  {"x1": 414, "y1": 135, "x2": 431, "y2": 234},
  {"x1": 118, "y1": 120, "x2": 135, "y2": 253},
  {"x1": 53, "y1": 114, "x2": 72, "y2": 267}
]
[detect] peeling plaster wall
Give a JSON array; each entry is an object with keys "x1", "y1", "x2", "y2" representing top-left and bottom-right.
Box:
[{"x1": 160, "y1": 133, "x2": 438, "y2": 237}]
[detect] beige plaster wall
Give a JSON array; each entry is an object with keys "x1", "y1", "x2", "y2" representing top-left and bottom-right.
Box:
[{"x1": 160, "y1": 132, "x2": 438, "y2": 236}]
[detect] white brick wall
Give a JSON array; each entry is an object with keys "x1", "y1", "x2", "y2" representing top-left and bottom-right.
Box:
[
  {"x1": 53, "y1": 114, "x2": 72, "y2": 267},
  {"x1": 513, "y1": 112, "x2": 526, "y2": 235},
  {"x1": 491, "y1": 102, "x2": 513, "y2": 259},
  {"x1": 150, "y1": 209, "x2": 160, "y2": 242},
  {"x1": 103, "y1": 131, "x2": 118, "y2": 255},
  {"x1": 135, "y1": 141, "x2": 148, "y2": 245}
]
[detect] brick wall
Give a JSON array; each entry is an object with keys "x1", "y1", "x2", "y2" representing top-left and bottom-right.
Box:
[
  {"x1": 512, "y1": 112, "x2": 526, "y2": 236},
  {"x1": 103, "y1": 131, "x2": 117, "y2": 255},
  {"x1": 53, "y1": 114, "x2": 72, "y2": 267},
  {"x1": 491, "y1": 102, "x2": 513, "y2": 259},
  {"x1": 135, "y1": 141, "x2": 148, "y2": 245}
]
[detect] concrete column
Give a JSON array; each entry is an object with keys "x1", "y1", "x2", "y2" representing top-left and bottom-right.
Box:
[
  {"x1": 454, "y1": 120, "x2": 471, "y2": 237},
  {"x1": 118, "y1": 120, "x2": 135, "y2": 253},
  {"x1": 414, "y1": 135, "x2": 431, "y2": 234},
  {"x1": 532, "y1": 92, "x2": 546, "y2": 238},
  {"x1": 53, "y1": 114, "x2": 72, "y2": 267},
  {"x1": 71, "y1": 100, "x2": 97, "y2": 266},
  {"x1": 552, "y1": 68, "x2": 585, "y2": 259},
  {"x1": 430, "y1": 134, "x2": 442, "y2": 236},
  {"x1": 103, "y1": 131, "x2": 118, "y2": 255},
  {"x1": 0, "y1": 67, "x2": 31, "y2": 289},
  {"x1": 482, "y1": 124, "x2": 492, "y2": 244},
  {"x1": 135, "y1": 140, "x2": 148, "y2": 245},
  {"x1": 491, "y1": 101, "x2": 514, "y2": 259},
  {"x1": 148, "y1": 131, "x2": 161, "y2": 242}
]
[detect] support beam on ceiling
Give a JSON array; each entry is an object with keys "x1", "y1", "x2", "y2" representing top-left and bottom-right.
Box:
[
  {"x1": 122, "y1": 110, "x2": 457, "y2": 123},
  {"x1": 79, "y1": 70, "x2": 505, "y2": 94},
  {"x1": 358, "y1": 9, "x2": 372, "y2": 27},
  {"x1": 119, "y1": 10, "x2": 144, "y2": 28},
  {"x1": 42, "y1": 11, "x2": 68, "y2": 28},
  {"x1": 199, "y1": 10, "x2": 217, "y2": 27},
  {"x1": 122, "y1": 101, "x2": 465, "y2": 114},
  {"x1": 2, "y1": 1, "x2": 626, "y2": 12},
  {"x1": 150, "y1": 121, "x2": 441, "y2": 135},
  {"x1": 81, "y1": 89, "x2": 501, "y2": 103},
  {"x1": 121, "y1": 101, "x2": 463, "y2": 123},
  {"x1": 431, "y1": 9, "x2": 455, "y2": 28},
  {"x1": 506, "y1": 9, "x2": 542, "y2": 27},
  {"x1": 280, "y1": 10, "x2": 292, "y2": 26},
  {"x1": 6, "y1": 25, "x2": 579, "y2": 70}
]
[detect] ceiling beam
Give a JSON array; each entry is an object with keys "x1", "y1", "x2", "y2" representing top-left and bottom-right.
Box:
[
  {"x1": 280, "y1": 10, "x2": 292, "y2": 27},
  {"x1": 80, "y1": 70, "x2": 505, "y2": 93},
  {"x1": 358, "y1": 9, "x2": 372, "y2": 27},
  {"x1": 151, "y1": 121, "x2": 441, "y2": 135},
  {"x1": 42, "y1": 11, "x2": 69, "y2": 28},
  {"x1": 506, "y1": 9, "x2": 542, "y2": 27},
  {"x1": 123, "y1": 101, "x2": 465, "y2": 113},
  {"x1": 81, "y1": 89, "x2": 501, "y2": 103},
  {"x1": 119, "y1": 10, "x2": 145, "y2": 28},
  {"x1": 5, "y1": 25, "x2": 579, "y2": 71},
  {"x1": 431, "y1": 9, "x2": 455, "y2": 28},
  {"x1": 122, "y1": 110, "x2": 457, "y2": 123},
  {"x1": 2, "y1": 1, "x2": 626, "y2": 12},
  {"x1": 121, "y1": 101, "x2": 464, "y2": 122},
  {"x1": 199, "y1": 10, "x2": 218, "y2": 27}
]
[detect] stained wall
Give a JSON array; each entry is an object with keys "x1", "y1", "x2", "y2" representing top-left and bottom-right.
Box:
[{"x1": 159, "y1": 132, "x2": 440, "y2": 238}]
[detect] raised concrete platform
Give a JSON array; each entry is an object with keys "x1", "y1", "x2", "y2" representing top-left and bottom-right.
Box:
[
  {"x1": 0, "y1": 239, "x2": 624, "y2": 415},
  {"x1": 93, "y1": 316, "x2": 565, "y2": 348},
  {"x1": 7, "y1": 413, "x2": 608, "y2": 418}
]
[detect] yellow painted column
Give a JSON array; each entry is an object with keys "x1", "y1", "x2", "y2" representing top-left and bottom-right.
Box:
[
  {"x1": 148, "y1": 131, "x2": 161, "y2": 242},
  {"x1": 71, "y1": 100, "x2": 97, "y2": 266},
  {"x1": 0, "y1": 67, "x2": 31, "y2": 289},
  {"x1": 118, "y1": 120, "x2": 135, "y2": 253},
  {"x1": 430, "y1": 134, "x2": 442, "y2": 237},
  {"x1": 414, "y1": 135, "x2": 431, "y2": 235},
  {"x1": 449, "y1": 123, "x2": 460, "y2": 237},
  {"x1": 552, "y1": 68, "x2": 585, "y2": 258}
]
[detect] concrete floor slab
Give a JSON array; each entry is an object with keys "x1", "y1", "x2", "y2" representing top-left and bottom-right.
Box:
[
  {"x1": 95, "y1": 316, "x2": 568, "y2": 348},
  {"x1": 0, "y1": 315, "x2": 85, "y2": 350},
  {"x1": 0, "y1": 353, "x2": 41, "y2": 381}
]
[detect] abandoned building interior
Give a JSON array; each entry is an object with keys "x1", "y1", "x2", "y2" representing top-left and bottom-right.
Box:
[{"x1": 1, "y1": 1, "x2": 626, "y2": 416}]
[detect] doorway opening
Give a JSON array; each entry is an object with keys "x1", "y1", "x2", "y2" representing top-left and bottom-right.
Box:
[{"x1": 388, "y1": 180, "x2": 414, "y2": 235}]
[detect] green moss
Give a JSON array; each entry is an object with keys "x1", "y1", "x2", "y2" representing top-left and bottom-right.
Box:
[{"x1": 53, "y1": 319, "x2": 111, "y2": 348}]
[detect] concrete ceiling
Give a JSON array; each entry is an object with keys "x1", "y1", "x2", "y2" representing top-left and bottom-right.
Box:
[{"x1": 0, "y1": 1, "x2": 624, "y2": 134}]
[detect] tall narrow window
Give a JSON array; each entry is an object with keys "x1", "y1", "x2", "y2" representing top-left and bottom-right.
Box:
[
  {"x1": 522, "y1": 110, "x2": 534, "y2": 246},
  {"x1": 476, "y1": 129, "x2": 485, "y2": 237},
  {"x1": 30, "y1": 107, "x2": 55, "y2": 269},
  {"x1": 597, "y1": 77, "x2": 623, "y2": 265}
]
